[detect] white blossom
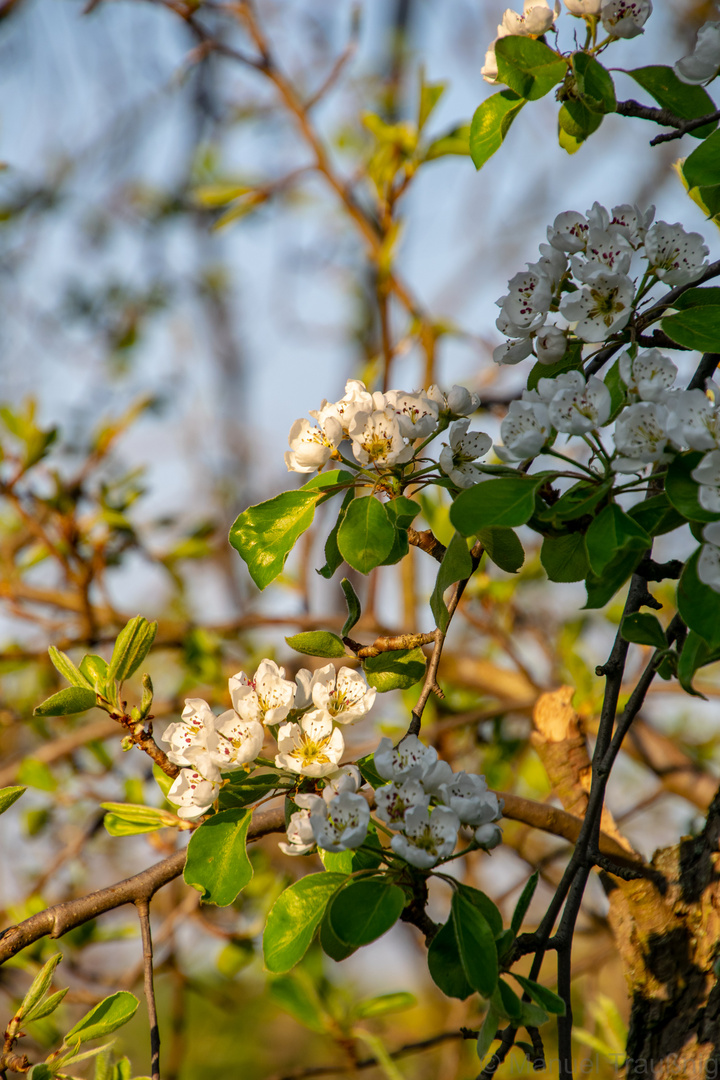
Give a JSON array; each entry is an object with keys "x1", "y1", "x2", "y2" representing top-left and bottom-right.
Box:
[
  {"x1": 501, "y1": 0, "x2": 560, "y2": 35},
  {"x1": 163, "y1": 698, "x2": 217, "y2": 769},
  {"x1": 390, "y1": 805, "x2": 460, "y2": 869},
  {"x1": 212, "y1": 711, "x2": 265, "y2": 770},
  {"x1": 284, "y1": 416, "x2": 343, "y2": 474},
  {"x1": 310, "y1": 665, "x2": 376, "y2": 725},
  {"x1": 311, "y1": 379, "x2": 374, "y2": 436},
  {"x1": 229, "y1": 660, "x2": 296, "y2": 726},
  {"x1": 375, "y1": 779, "x2": 430, "y2": 830},
  {"x1": 666, "y1": 390, "x2": 720, "y2": 451},
  {"x1": 275, "y1": 714, "x2": 345, "y2": 778},
  {"x1": 601, "y1": 0, "x2": 652, "y2": 39},
  {"x1": 494, "y1": 336, "x2": 535, "y2": 366},
  {"x1": 348, "y1": 408, "x2": 414, "y2": 468},
  {"x1": 644, "y1": 221, "x2": 708, "y2": 286},
  {"x1": 571, "y1": 227, "x2": 633, "y2": 281},
  {"x1": 167, "y1": 768, "x2": 221, "y2": 820},
  {"x1": 547, "y1": 210, "x2": 589, "y2": 254},
  {"x1": 565, "y1": 0, "x2": 603, "y2": 14},
  {"x1": 608, "y1": 203, "x2": 654, "y2": 248},
  {"x1": 612, "y1": 402, "x2": 670, "y2": 472},
  {"x1": 439, "y1": 419, "x2": 493, "y2": 487},
  {"x1": 481, "y1": 37, "x2": 504, "y2": 83},
  {"x1": 427, "y1": 384, "x2": 481, "y2": 417},
  {"x1": 499, "y1": 399, "x2": 552, "y2": 459},
  {"x1": 385, "y1": 390, "x2": 439, "y2": 439},
  {"x1": 474, "y1": 822, "x2": 504, "y2": 849},
  {"x1": 698, "y1": 522, "x2": 720, "y2": 593},
  {"x1": 323, "y1": 764, "x2": 363, "y2": 802},
  {"x1": 619, "y1": 349, "x2": 677, "y2": 403},
  {"x1": 420, "y1": 758, "x2": 455, "y2": 796},
  {"x1": 559, "y1": 271, "x2": 634, "y2": 342},
  {"x1": 310, "y1": 791, "x2": 370, "y2": 852},
  {"x1": 528, "y1": 244, "x2": 568, "y2": 290},
  {"x1": 437, "y1": 772, "x2": 503, "y2": 826},
  {"x1": 279, "y1": 793, "x2": 323, "y2": 856},
  {"x1": 374, "y1": 735, "x2": 438, "y2": 782},
  {"x1": 497, "y1": 269, "x2": 552, "y2": 331},
  {"x1": 544, "y1": 371, "x2": 612, "y2": 434},
  {"x1": 535, "y1": 324, "x2": 567, "y2": 365},
  {"x1": 692, "y1": 449, "x2": 720, "y2": 513},
  {"x1": 674, "y1": 21, "x2": 720, "y2": 85}
]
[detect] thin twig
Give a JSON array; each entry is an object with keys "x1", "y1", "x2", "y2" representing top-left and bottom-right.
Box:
[{"x1": 136, "y1": 899, "x2": 161, "y2": 1080}]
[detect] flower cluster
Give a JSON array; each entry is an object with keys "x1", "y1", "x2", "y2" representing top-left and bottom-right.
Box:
[
  {"x1": 674, "y1": 20, "x2": 720, "y2": 87},
  {"x1": 162, "y1": 660, "x2": 376, "y2": 818},
  {"x1": 482, "y1": 0, "x2": 653, "y2": 84},
  {"x1": 495, "y1": 202, "x2": 708, "y2": 363},
  {"x1": 285, "y1": 378, "x2": 493, "y2": 488},
  {"x1": 280, "y1": 735, "x2": 503, "y2": 867}
]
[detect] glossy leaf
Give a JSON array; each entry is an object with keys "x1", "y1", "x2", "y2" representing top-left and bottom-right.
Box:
[
  {"x1": 64, "y1": 992, "x2": 139, "y2": 1045},
  {"x1": 585, "y1": 504, "x2": 650, "y2": 576},
  {"x1": 219, "y1": 772, "x2": 282, "y2": 810},
  {"x1": 476, "y1": 526, "x2": 525, "y2": 573},
  {"x1": 0, "y1": 785, "x2": 26, "y2": 815},
  {"x1": 340, "y1": 577, "x2": 362, "y2": 637},
  {"x1": 184, "y1": 808, "x2": 253, "y2": 906},
  {"x1": 621, "y1": 613, "x2": 667, "y2": 650},
  {"x1": 450, "y1": 475, "x2": 544, "y2": 534},
  {"x1": 629, "y1": 493, "x2": 685, "y2": 537},
  {"x1": 327, "y1": 878, "x2": 405, "y2": 946},
  {"x1": 541, "y1": 533, "x2": 588, "y2": 583},
  {"x1": 627, "y1": 66, "x2": 717, "y2": 139},
  {"x1": 319, "y1": 912, "x2": 357, "y2": 961},
  {"x1": 469, "y1": 90, "x2": 525, "y2": 170},
  {"x1": 666, "y1": 451, "x2": 718, "y2": 523},
  {"x1": 362, "y1": 647, "x2": 427, "y2": 692},
  {"x1": 584, "y1": 547, "x2": 644, "y2": 610},
  {"x1": 558, "y1": 99, "x2": 603, "y2": 142},
  {"x1": 337, "y1": 496, "x2": 395, "y2": 574},
  {"x1": 284, "y1": 631, "x2": 346, "y2": 658},
  {"x1": 451, "y1": 893, "x2": 498, "y2": 997},
  {"x1": 317, "y1": 487, "x2": 355, "y2": 579},
  {"x1": 108, "y1": 616, "x2": 157, "y2": 683},
  {"x1": 385, "y1": 495, "x2": 421, "y2": 531},
  {"x1": 101, "y1": 803, "x2": 180, "y2": 837},
  {"x1": 495, "y1": 37, "x2": 566, "y2": 101},
  {"x1": 678, "y1": 549, "x2": 720, "y2": 648},
  {"x1": 427, "y1": 916, "x2": 474, "y2": 1000},
  {"x1": 683, "y1": 129, "x2": 720, "y2": 188},
  {"x1": 430, "y1": 530, "x2": 472, "y2": 632},
  {"x1": 572, "y1": 52, "x2": 616, "y2": 113},
  {"x1": 678, "y1": 630, "x2": 720, "y2": 697},
  {"x1": 34, "y1": 686, "x2": 97, "y2": 717},
  {"x1": 456, "y1": 883, "x2": 503, "y2": 938},
  {"x1": 263, "y1": 872, "x2": 347, "y2": 973},
  {"x1": 662, "y1": 307, "x2": 720, "y2": 352},
  {"x1": 229, "y1": 471, "x2": 351, "y2": 590}
]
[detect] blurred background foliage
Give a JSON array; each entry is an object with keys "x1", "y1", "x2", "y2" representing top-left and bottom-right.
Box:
[{"x1": 1, "y1": 1, "x2": 720, "y2": 1077}]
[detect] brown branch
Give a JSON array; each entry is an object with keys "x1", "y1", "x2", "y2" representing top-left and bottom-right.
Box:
[
  {"x1": 650, "y1": 109, "x2": 720, "y2": 145},
  {"x1": 268, "y1": 1030, "x2": 465, "y2": 1080},
  {"x1": 343, "y1": 631, "x2": 436, "y2": 659},
  {"x1": 615, "y1": 98, "x2": 684, "y2": 130},
  {"x1": 407, "y1": 527, "x2": 446, "y2": 563},
  {"x1": 0, "y1": 805, "x2": 285, "y2": 964},
  {"x1": 136, "y1": 899, "x2": 160, "y2": 1080}
]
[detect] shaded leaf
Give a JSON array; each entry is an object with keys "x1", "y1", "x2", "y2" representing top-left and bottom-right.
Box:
[{"x1": 184, "y1": 808, "x2": 253, "y2": 906}]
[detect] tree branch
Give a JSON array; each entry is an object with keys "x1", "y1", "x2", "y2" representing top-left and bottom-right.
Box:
[{"x1": 136, "y1": 899, "x2": 160, "y2": 1080}]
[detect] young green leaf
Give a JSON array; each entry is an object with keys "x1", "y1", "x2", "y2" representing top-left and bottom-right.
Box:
[
  {"x1": 495, "y1": 37, "x2": 566, "y2": 101},
  {"x1": 317, "y1": 487, "x2": 355, "y2": 579},
  {"x1": 585, "y1": 504, "x2": 650, "y2": 576},
  {"x1": 540, "y1": 533, "x2": 588, "y2": 583},
  {"x1": 34, "y1": 686, "x2": 98, "y2": 717},
  {"x1": 337, "y1": 496, "x2": 395, "y2": 574},
  {"x1": 469, "y1": 90, "x2": 525, "y2": 170},
  {"x1": 63, "y1": 992, "x2": 139, "y2": 1045},
  {"x1": 107, "y1": 616, "x2": 158, "y2": 684},
  {"x1": 269, "y1": 976, "x2": 328, "y2": 1033},
  {"x1": 79, "y1": 655, "x2": 109, "y2": 693},
  {"x1": 101, "y1": 803, "x2": 181, "y2": 837},
  {"x1": 451, "y1": 893, "x2": 498, "y2": 998},
  {"x1": 511, "y1": 871, "x2": 538, "y2": 937},
  {"x1": 17, "y1": 953, "x2": 63, "y2": 1022},
  {"x1": 450, "y1": 475, "x2": 545, "y2": 534},
  {"x1": 476, "y1": 527, "x2": 525, "y2": 574},
  {"x1": 351, "y1": 991, "x2": 416, "y2": 1020},
  {"x1": 263, "y1": 872, "x2": 347, "y2": 973},
  {"x1": 326, "y1": 878, "x2": 405, "y2": 947},
  {"x1": 476, "y1": 1003, "x2": 501, "y2": 1065},
  {"x1": 512, "y1": 974, "x2": 566, "y2": 1015},
  {"x1": 621, "y1": 613, "x2": 667, "y2": 651},
  {"x1": 184, "y1": 808, "x2": 253, "y2": 906},
  {"x1": 572, "y1": 52, "x2": 616, "y2": 113},
  {"x1": 340, "y1": 577, "x2": 362, "y2": 637},
  {"x1": 455, "y1": 883, "x2": 504, "y2": 938},
  {"x1": 0, "y1": 785, "x2": 26, "y2": 816},
  {"x1": 48, "y1": 646, "x2": 92, "y2": 689},
  {"x1": 362, "y1": 647, "x2": 427, "y2": 692},
  {"x1": 219, "y1": 772, "x2": 282, "y2": 810},
  {"x1": 24, "y1": 987, "x2": 69, "y2": 1023},
  {"x1": 284, "y1": 631, "x2": 346, "y2": 658},
  {"x1": 430, "y1": 530, "x2": 473, "y2": 632},
  {"x1": 678, "y1": 630, "x2": 720, "y2": 697}
]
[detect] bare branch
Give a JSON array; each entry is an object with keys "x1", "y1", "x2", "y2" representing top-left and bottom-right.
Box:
[{"x1": 136, "y1": 899, "x2": 160, "y2": 1080}]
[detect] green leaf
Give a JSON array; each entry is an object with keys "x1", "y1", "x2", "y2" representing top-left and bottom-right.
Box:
[
  {"x1": 495, "y1": 37, "x2": 566, "y2": 101},
  {"x1": 184, "y1": 808, "x2": 253, "y2": 905},
  {"x1": 604, "y1": 358, "x2": 627, "y2": 424},
  {"x1": 101, "y1": 803, "x2": 180, "y2": 837},
  {"x1": 451, "y1": 893, "x2": 498, "y2": 998},
  {"x1": 678, "y1": 630, "x2": 720, "y2": 697},
  {"x1": 666, "y1": 451, "x2": 718, "y2": 523},
  {"x1": 17, "y1": 953, "x2": 62, "y2": 1022},
  {"x1": 540, "y1": 533, "x2": 588, "y2": 583},
  {"x1": 340, "y1": 577, "x2": 362, "y2": 637},
  {"x1": 511, "y1": 871, "x2": 538, "y2": 937},
  {"x1": 672, "y1": 286, "x2": 720, "y2": 310},
  {"x1": 476, "y1": 1004, "x2": 501, "y2": 1065},
  {"x1": 79, "y1": 655, "x2": 109, "y2": 693},
  {"x1": 584, "y1": 547, "x2": 645, "y2": 610},
  {"x1": 476, "y1": 527, "x2": 525, "y2": 573},
  {"x1": 627, "y1": 66, "x2": 717, "y2": 139},
  {"x1": 469, "y1": 90, "x2": 525, "y2": 170},
  {"x1": 321, "y1": 820, "x2": 383, "y2": 874},
  {"x1": 24, "y1": 986, "x2": 69, "y2": 1023},
  {"x1": 572, "y1": 53, "x2": 616, "y2": 113},
  {"x1": 352, "y1": 992, "x2": 416, "y2": 1020},
  {"x1": 0, "y1": 785, "x2": 25, "y2": 815},
  {"x1": 629, "y1": 492, "x2": 685, "y2": 537},
  {"x1": 512, "y1": 974, "x2": 566, "y2": 1015},
  {"x1": 34, "y1": 686, "x2": 97, "y2": 717},
  {"x1": 218, "y1": 772, "x2": 282, "y2": 809},
  {"x1": 362, "y1": 647, "x2": 427, "y2": 692},
  {"x1": 527, "y1": 343, "x2": 583, "y2": 391},
  {"x1": 48, "y1": 647, "x2": 92, "y2": 689},
  {"x1": 496, "y1": 979, "x2": 523, "y2": 1021},
  {"x1": 229, "y1": 472, "x2": 351, "y2": 590},
  {"x1": 337, "y1": 496, "x2": 395, "y2": 574},
  {"x1": 586, "y1": 504, "x2": 650, "y2": 576},
  {"x1": 558, "y1": 99, "x2": 603, "y2": 142},
  {"x1": 17, "y1": 759, "x2": 56, "y2": 792},
  {"x1": 518, "y1": 1000, "x2": 550, "y2": 1028},
  {"x1": 269, "y1": 976, "x2": 327, "y2": 1033},
  {"x1": 317, "y1": 487, "x2": 355, "y2": 579},
  {"x1": 537, "y1": 478, "x2": 612, "y2": 527},
  {"x1": 385, "y1": 496, "x2": 421, "y2": 531},
  {"x1": 450, "y1": 475, "x2": 545, "y2": 534},
  {"x1": 327, "y1": 879, "x2": 405, "y2": 946},
  {"x1": 63, "y1": 992, "x2": 139, "y2": 1045},
  {"x1": 621, "y1": 613, "x2": 667, "y2": 650},
  {"x1": 427, "y1": 916, "x2": 474, "y2": 1000},
  {"x1": 678, "y1": 549, "x2": 720, "y2": 648},
  {"x1": 662, "y1": 308, "x2": 720, "y2": 353},
  {"x1": 423, "y1": 124, "x2": 471, "y2": 160},
  {"x1": 419, "y1": 73, "x2": 446, "y2": 130},
  {"x1": 319, "y1": 912, "x2": 357, "y2": 961},
  {"x1": 263, "y1": 873, "x2": 347, "y2": 973},
  {"x1": 28, "y1": 1065, "x2": 54, "y2": 1080},
  {"x1": 284, "y1": 631, "x2": 346, "y2": 658},
  {"x1": 430, "y1": 530, "x2": 473, "y2": 632},
  {"x1": 108, "y1": 616, "x2": 157, "y2": 684},
  {"x1": 356, "y1": 753, "x2": 385, "y2": 789},
  {"x1": 456, "y1": 883, "x2": 503, "y2": 938},
  {"x1": 684, "y1": 126, "x2": 720, "y2": 182}
]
